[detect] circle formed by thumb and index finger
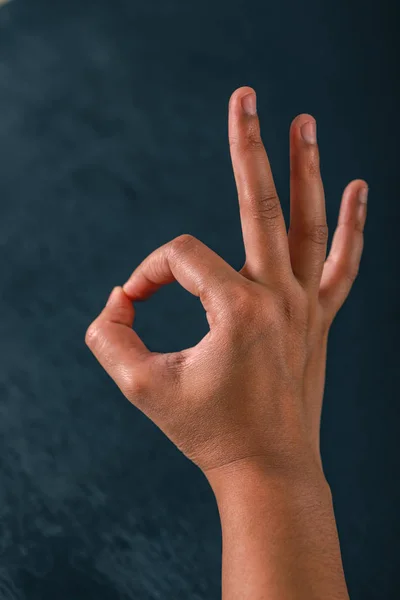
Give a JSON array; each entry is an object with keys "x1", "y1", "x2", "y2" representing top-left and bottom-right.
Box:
[{"x1": 122, "y1": 234, "x2": 244, "y2": 320}]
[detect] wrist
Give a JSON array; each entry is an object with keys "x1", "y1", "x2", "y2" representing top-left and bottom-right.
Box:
[
  {"x1": 204, "y1": 453, "x2": 331, "y2": 507},
  {"x1": 204, "y1": 455, "x2": 348, "y2": 600}
]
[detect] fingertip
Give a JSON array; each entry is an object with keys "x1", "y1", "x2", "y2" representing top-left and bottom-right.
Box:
[
  {"x1": 229, "y1": 86, "x2": 258, "y2": 120},
  {"x1": 229, "y1": 85, "x2": 257, "y2": 107},
  {"x1": 122, "y1": 277, "x2": 156, "y2": 301},
  {"x1": 290, "y1": 114, "x2": 318, "y2": 153},
  {"x1": 338, "y1": 179, "x2": 369, "y2": 224},
  {"x1": 290, "y1": 113, "x2": 316, "y2": 135},
  {"x1": 106, "y1": 286, "x2": 123, "y2": 307},
  {"x1": 122, "y1": 280, "x2": 137, "y2": 298},
  {"x1": 104, "y1": 285, "x2": 135, "y2": 326},
  {"x1": 343, "y1": 179, "x2": 369, "y2": 196}
]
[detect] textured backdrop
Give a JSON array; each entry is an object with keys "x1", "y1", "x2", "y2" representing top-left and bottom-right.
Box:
[{"x1": 0, "y1": 0, "x2": 399, "y2": 598}]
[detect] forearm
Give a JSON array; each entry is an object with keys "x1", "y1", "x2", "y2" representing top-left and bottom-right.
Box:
[{"x1": 206, "y1": 458, "x2": 349, "y2": 600}]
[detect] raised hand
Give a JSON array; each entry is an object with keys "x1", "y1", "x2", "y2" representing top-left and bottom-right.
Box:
[{"x1": 85, "y1": 86, "x2": 367, "y2": 478}]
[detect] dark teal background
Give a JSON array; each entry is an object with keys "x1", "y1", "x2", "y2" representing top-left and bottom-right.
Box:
[{"x1": 0, "y1": 0, "x2": 398, "y2": 598}]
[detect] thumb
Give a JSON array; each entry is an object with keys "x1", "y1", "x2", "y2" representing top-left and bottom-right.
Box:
[{"x1": 85, "y1": 286, "x2": 154, "y2": 400}]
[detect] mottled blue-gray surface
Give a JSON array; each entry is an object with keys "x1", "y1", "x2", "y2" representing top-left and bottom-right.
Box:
[{"x1": 0, "y1": 0, "x2": 398, "y2": 598}]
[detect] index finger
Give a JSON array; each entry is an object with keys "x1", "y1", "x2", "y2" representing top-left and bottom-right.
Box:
[{"x1": 122, "y1": 234, "x2": 244, "y2": 321}]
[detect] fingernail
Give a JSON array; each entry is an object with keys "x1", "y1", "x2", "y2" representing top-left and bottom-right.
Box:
[
  {"x1": 241, "y1": 92, "x2": 257, "y2": 116},
  {"x1": 300, "y1": 120, "x2": 317, "y2": 144},
  {"x1": 106, "y1": 286, "x2": 121, "y2": 307},
  {"x1": 357, "y1": 186, "x2": 368, "y2": 224},
  {"x1": 358, "y1": 186, "x2": 369, "y2": 204},
  {"x1": 122, "y1": 280, "x2": 134, "y2": 296}
]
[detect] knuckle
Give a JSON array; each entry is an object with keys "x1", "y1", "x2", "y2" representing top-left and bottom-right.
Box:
[
  {"x1": 277, "y1": 285, "x2": 309, "y2": 328},
  {"x1": 85, "y1": 320, "x2": 114, "y2": 356},
  {"x1": 225, "y1": 283, "x2": 264, "y2": 330},
  {"x1": 249, "y1": 191, "x2": 282, "y2": 221},
  {"x1": 231, "y1": 122, "x2": 264, "y2": 152},
  {"x1": 171, "y1": 233, "x2": 197, "y2": 254},
  {"x1": 123, "y1": 370, "x2": 148, "y2": 400},
  {"x1": 303, "y1": 222, "x2": 329, "y2": 246},
  {"x1": 226, "y1": 283, "x2": 254, "y2": 317},
  {"x1": 244, "y1": 129, "x2": 264, "y2": 151},
  {"x1": 305, "y1": 153, "x2": 321, "y2": 179},
  {"x1": 85, "y1": 322, "x2": 100, "y2": 347}
]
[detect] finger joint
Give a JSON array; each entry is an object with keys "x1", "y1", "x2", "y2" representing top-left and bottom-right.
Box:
[
  {"x1": 292, "y1": 222, "x2": 328, "y2": 246},
  {"x1": 249, "y1": 191, "x2": 282, "y2": 221}
]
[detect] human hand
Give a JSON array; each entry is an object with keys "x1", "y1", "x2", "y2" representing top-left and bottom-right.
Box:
[{"x1": 85, "y1": 86, "x2": 368, "y2": 482}]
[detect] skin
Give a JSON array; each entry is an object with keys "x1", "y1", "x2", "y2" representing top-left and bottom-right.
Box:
[{"x1": 85, "y1": 86, "x2": 368, "y2": 599}]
